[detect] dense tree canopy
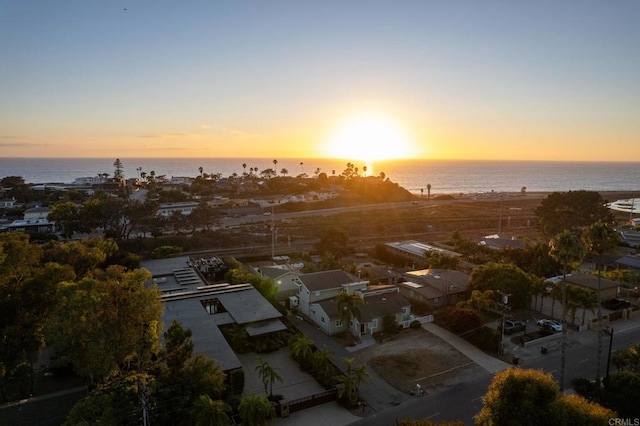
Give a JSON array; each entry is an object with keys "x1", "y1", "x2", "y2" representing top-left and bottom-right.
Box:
[
  {"x1": 535, "y1": 191, "x2": 614, "y2": 236},
  {"x1": 476, "y1": 368, "x2": 614, "y2": 425},
  {"x1": 47, "y1": 267, "x2": 163, "y2": 382},
  {"x1": 467, "y1": 262, "x2": 534, "y2": 309}
]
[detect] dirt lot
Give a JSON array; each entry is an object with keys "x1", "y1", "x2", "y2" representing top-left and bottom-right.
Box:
[{"x1": 352, "y1": 327, "x2": 485, "y2": 393}]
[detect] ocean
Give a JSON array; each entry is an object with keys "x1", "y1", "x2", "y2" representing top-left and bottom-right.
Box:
[{"x1": 1, "y1": 158, "x2": 639, "y2": 196}]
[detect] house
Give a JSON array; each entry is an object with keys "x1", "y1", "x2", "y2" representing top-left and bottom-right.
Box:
[
  {"x1": 156, "y1": 201, "x2": 200, "y2": 217},
  {"x1": 24, "y1": 206, "x2": 51, "y2": 221},
  {"x1": 0, "y1": 198, "x2": 17, "y2": 209},
  {"x1": 309, "y1": 286, "x2": 411, "y2": 337},
  {"x1": 385, "y1": 240, "x2": 462, "y2": 266},
  {"x1": 614, "y1": 255, "x2": 640, "y2": 276},
  {"x1": 295, "y1": 269, "x2": 367, "y2": 317},
  {"x1": 142, "y1": 257, "x2": 287, "y2": 388},
  {"x1": 399, "y1": 281, "x2": 445, "y2": 307},
  {"x1": 402, "y1": 269, "x2": 470, "y2": 306},
  {"x1": 254, "y1": 264, "x2": 303, "y2": 301},
  {"x1": 546, "y1": 273, "x2": 620, "y2": 302},
  {"x1": 479, "y1": 234, "x2": 525, "y2": 250}
]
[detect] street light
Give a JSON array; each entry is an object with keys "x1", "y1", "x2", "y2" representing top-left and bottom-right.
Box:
[
  {"x1": 497, "y1": 291, "x2": 511, "y2": 356},
  {"x1": 605, "y1": 327, "x2": 614, "y2": 381}
]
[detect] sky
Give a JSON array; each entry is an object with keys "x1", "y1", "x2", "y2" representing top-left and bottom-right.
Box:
[{"x1": 1, "y1": 1, "x2": 639, "y2": 161}]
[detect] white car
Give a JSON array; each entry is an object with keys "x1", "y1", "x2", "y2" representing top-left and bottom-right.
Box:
[{"x1": 537, "y1": 319, "x2": 562, "y2": 332}]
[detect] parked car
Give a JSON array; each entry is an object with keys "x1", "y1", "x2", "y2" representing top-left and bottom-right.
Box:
[
  {"x1": 537, "y1": 319, "x2": 562, "y2": 332},
  {"x1": 498, "y1": 319, "x2": 526, "y2": 334},
  {"x1": 602, "y1": 298, "x2": 631, "y2": 310}
]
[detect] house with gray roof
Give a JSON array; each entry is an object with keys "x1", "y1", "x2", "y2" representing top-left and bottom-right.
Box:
[
  {"x1": 310, "y1": 286, "x2": 411, "y2": 337},
  {"x1": 295, "y1": 269, "x2": 367, "y2": 317},
  {"x1": 254, "y1": 264, "x2": 302, "y2": 301},
  {"x1": 141, "y1": 257, "x2": 286, "y2": 388},
  {"x1": 402, "y1": 269, "x2": 470, "y2": 306}
]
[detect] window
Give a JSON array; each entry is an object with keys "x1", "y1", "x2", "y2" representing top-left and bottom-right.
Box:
[
  {"x1": 336, "y1": 320, "x2": 343, "y2": 327},
  {"x1": 321, "y1": 316, "x2": 325, "y2": 323},
  {"x1": 372, "y1": 319, "x2": 378, "y2": 329},
  {"x1": 402, "y1": 307, "x2": 409, "y2": 314}
]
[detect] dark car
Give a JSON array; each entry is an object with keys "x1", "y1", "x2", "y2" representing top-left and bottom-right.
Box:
[
  {"x1": 498, "y1": 319, "x2": 526, "y2": 334},
  {"x1": 602, "y1": 298, "x2": 631, "y2": 310}
]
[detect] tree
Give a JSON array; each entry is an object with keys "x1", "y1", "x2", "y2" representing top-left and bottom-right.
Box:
[
  {"x1": 289, "y1": 334, "x2": 313, "y2": 370},
  {"x1": 549, "y1": 230, "x2": 585, "y2": 390},
  {"x1": 47, "y1": 267, "x2": 163, "y2": 382},
  {"x1": 113, "y1": 158, "x2": 124, "y2": 180},
  {"x1": 336, "y1": 357, "x2": 370, "y2": 408},
  {"x1": 426, "y1": 251, "x2": 461, "y2": 270},
  {"x1": 535, "y1": 191, "x2": 613, "y2": 237},
  {"x1": 255, "y1": 356, "x2": 283, "y2": 398},
  {"x1": 336, "y1": 291, "x2": 363, "y2": 330},
  {"x1": 191, "y1": 394, "x2": 232, "y2": 426},
  {"x1": 467, "y1": 262, "x2": 533, "y2": 309},
  {"x1": 238, "y1": 394, "x2": 276, "y2": 426},
  {"x1": 49, "y1": 201, "x2": 83, "y2": 238},
  {"x1": 476, "y1": 368, "x2": 613, "y2": 425},
  {"x1": 459, "y1": 289, "x2": 495, "y2": 316},
  {"x1": 310, "y1": 345, "x2": 335, "y2": 387},
  {"x1": 314, "y1": 227, "x2": 350, "y2": 258},
  {"x1": 582, "y1": 220, "x2": 619, "y2": 383}
]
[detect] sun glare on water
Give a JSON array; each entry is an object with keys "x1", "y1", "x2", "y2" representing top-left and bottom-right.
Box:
[{"x1": 324, "y1": 113, "x2": 416, "y2": 162}]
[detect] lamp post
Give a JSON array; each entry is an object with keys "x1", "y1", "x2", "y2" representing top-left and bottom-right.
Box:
[
  {"x1": 605, "y1": 327, "x2": 614, "y2": 381},
  {"x1": 498, "y1": 291, "x2": 511, "y2": 356}
]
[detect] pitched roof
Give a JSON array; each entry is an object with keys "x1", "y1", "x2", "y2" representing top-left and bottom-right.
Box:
[
  {"x1": 297, "y1": 269, "x2": 360, "y2": 292},
  {"x1": 317, "y1": 292, "x2": 409, "y2": 322}
]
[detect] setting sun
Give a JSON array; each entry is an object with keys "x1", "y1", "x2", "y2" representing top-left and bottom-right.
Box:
[{"x1": 323, "y1": 113, "x2": 417, "y2": 162}]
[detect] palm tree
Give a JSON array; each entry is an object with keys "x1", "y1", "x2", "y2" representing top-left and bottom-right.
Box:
[
  {"x1": 238, "y1": 394, "x2": 276, "y2": 426},
  {"x1": 582, "y1": 220, "x2": 618, "y2": 382},
  {"x1": 336, "y1": 357, "x2": 370, "y2": 408},
  {"x1": 199, "y1": 166, "x2": 203, "y2": 177},
  {"x1": 311, "y1": 345, "x2": 334, "y2": 386},
  {"x1": 549, "y1": 229, "x2": 585, "y2": 390},
  {"x1": 255, "y1": 356, "x2": 282, "y2": 397},
  {"x1": 300, "y1": 162, "x2": 304, "y2": 173},
  {"x1": 427, "y1": 183, "x2": 432, "y2": 199},
  {"x1": 242, "y1": 163, "x2": 247, "y2": 176},
  {"x1": 289, "y1": 334, "x2": 313, "y2": 369},
  {"x1": 336, "y1": 291, "x2": 363, "y2": 333},
  {"x1": 280, "y1": 168, "x2": 288, "y2": 177},
  {"x1": 190, "y1": 395, "x2": 232, "y2": 426},
  {"x1": 273, "y1": 159, "x2": 278, "y2": 175},
  {"x1": 362, "y1": 165, "x2": 367, "y2": 177}
]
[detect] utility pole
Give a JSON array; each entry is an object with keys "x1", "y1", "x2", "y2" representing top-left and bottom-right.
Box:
[
  {"x1": 271, "y1": 205, "x2": 275, "y2": 260},
  {"x1": 497, "y1": 291, "x2": 510, "y2": 356}
]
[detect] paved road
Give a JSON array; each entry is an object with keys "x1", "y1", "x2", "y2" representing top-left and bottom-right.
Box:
[{"x1": 350, "y1": 318, "x2": 640, "y2": 425}]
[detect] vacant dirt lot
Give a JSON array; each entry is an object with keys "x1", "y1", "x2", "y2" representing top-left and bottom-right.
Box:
[{"x1": 352, "y1": 328, "x2": 485, "y2": 393}]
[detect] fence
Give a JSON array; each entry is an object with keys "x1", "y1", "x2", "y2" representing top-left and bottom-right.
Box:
[{"x1": 284, "y1": 388, "x2": 338, "y2": 415}]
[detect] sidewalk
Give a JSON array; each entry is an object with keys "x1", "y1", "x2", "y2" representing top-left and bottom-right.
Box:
[{"x1": 422, "y1": 322, "x2": 511, "y2": 374}]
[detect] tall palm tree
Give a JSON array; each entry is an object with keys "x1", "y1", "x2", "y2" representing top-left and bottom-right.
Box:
[
  {"x1": 336, "y1": 357, "x2": 370, "y2": 408},
  {"x1": 199, "y1": 166, "x2": 203, "y2": 177},
  {"x1": 427, "y1": 183, "x2": 432, "y2": 199},
  {"x1": 273, "y1": 159, "x2": 278, "y2": 175},
  {"x1": 549, "y1": 230, "x2": 585, "y2": 391},
  {"x1": 242, "y1": 163, "x2": 247, "y2": 176},
  {"x1": 280, "y1": 168, "x2": 288, "y2": 177},
  {"x1": 362, "y1": 165, "x2": 367, "y2": 177},
  {"x1": 311, "y1": 345, "x2": 334, "y2": 386},
  {"x1": 582, "y1": 220, "x2": 618, "y2": 382}
]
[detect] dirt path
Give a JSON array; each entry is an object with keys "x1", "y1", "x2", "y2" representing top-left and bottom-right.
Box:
[{"x1": 352, "y1": 328, "x2": 485, "y2": 393}]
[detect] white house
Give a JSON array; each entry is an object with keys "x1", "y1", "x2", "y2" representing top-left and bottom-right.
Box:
[
  {"x1": 255, "y1": 264, "x2": 303, "y2": 302},
  {"x1": 296, "y1": 269, "x2": 367, "y2": 317},
  {"x1": 310, "y1": 286, "x2": 412, "y2": 337},
  {"x1": 24, "y1": 206, "x2": 51, "y2": 221},
  {"x1": 156, "y1": 202, "x2": 200, "y2": 217}
]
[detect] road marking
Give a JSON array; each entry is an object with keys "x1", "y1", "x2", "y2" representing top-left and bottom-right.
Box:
[
  {"x1": 472, "y1": 396, "x2": 483, "y2": 402},
  {"x1": 426, "y1": 412, "x2": 440, "y2": 419},
  {"x1": 579, "y1": 358, "x2": 589, "y2": 363}
]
